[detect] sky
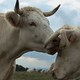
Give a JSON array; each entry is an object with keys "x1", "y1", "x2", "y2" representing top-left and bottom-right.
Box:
[{"x1": 0, "y1": 0, "x2": 80, "y2": 69}]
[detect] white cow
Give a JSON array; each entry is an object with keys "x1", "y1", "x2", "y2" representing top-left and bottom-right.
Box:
[
  {"x1": 45, "y1": 25, "x2": 80, "y2": 80},
  {"x1": 0, "y1": 0, "x2": 60, "y2": 80}
]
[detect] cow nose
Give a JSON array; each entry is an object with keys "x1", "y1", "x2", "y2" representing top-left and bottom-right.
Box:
[
  {"x1": 45, "y1": 42, "x2": 53, "y2": 50},
  {"x1": 44, "y1": 37, "x2": 60, "y2": 50}
]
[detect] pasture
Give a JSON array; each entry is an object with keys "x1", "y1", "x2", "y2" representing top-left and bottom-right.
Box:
[
  {"x1": 13, "y1": 71, "x2": 80, "y2": 80},
  {"x1": 14, "y1": 71, "x2": 54, "y2": 80}
]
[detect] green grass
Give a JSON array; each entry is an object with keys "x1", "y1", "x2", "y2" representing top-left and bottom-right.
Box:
[
  {"x1": 13, "y1": 72, "x2": 80, "y2": 80},
  {"x1": 14, "y1": 71, "x2": 54, "y2": 80},
  {"x1": 14, "y1": 71, "x2": 80, "y2": 80}
]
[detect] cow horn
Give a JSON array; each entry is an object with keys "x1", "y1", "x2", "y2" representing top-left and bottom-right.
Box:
[
  {"x1": 43, "y1": 4, "x2": 61, "y2": 17},
  {"x1": 14, "y1": 0, "x2": 22, "y2": 15}
]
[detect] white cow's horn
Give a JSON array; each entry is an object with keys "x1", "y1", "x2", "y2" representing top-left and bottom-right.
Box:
[
  {"x1": 43, "y1": 4, "x2": 61, "y2": 17},
  {"x1": 14, "y1": 0, "x2": 22, "y2": 15}
]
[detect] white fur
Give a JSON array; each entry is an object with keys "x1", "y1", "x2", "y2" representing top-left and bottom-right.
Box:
[
  {"x1": 0, "y1": 7, "x2": 53, "y2": 80},
  {"x1": 47, "y1": 25, "x2": 80, "y2": 80}
]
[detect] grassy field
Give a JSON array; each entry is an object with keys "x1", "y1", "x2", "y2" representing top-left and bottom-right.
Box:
[
  {"x1": 14, "y1": 71, "x2": 80, "y2": 80},
  {"x1": 14, "y1": 71, "x2": 54, "y2": 80}
]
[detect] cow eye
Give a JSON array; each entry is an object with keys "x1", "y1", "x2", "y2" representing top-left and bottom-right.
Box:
[{"x1": 29, "y1": 22, "x2": 37, "y2": 27}]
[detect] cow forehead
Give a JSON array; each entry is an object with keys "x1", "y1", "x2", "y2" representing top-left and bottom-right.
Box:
[
  {"x1": 21, "y1": 7, "x2": 43, "y2": 16},
  {"x1": 20, "y1": 7, "x2": 49, "y2": 24}
]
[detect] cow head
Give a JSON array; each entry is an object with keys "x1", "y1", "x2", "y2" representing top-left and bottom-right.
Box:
[
  {"x1": 5, "y1": 0, "x2": 60, "y2": 53},
  {"x1": 45, "y1": 26, "x2": 80, "y2": 79}
]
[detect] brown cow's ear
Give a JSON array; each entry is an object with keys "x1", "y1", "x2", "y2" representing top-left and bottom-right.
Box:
[{"x1": 5, "y1": 12, "x2": 20, "y2": 27}]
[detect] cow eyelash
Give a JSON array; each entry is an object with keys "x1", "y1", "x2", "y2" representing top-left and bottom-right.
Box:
[{"x1": 29, "y1": 22, "x2": 37, "y2": 27}]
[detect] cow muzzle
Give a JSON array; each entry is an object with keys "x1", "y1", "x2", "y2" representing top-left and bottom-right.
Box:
[{"x1": 44, "y1": 37, "x2": 60, "y2": 55}]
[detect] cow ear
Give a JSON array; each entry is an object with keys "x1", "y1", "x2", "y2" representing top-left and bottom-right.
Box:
[
  {"x1": 5, "y1": 12, "x2": 20, "y2": 27},
  {"x1": 59, "y1": 30, "x2": 77, "y2": 48},
  {"x1": 68, "y1": 33, "x2": 76, "y2": 43}
]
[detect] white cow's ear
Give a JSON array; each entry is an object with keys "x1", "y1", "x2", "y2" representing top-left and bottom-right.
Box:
[
  {"x1": 68, "y1": 33, "x2": 76, "y2": 43},
  {"x1": 5, "y1": 12, "x2": 20, "y2": 27},
  {"x1": 59, "y1": 30, "x2": 77, "y2": 49},
  {"x1": 58, "y1": 30, "x2": 71, "y2": 48}
]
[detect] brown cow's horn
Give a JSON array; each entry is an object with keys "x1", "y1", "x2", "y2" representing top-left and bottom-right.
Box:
[
  {"x1": 43, "y1": 4, "x2": 61, "y2": 17},
  {"x1": 14, "y1": 0, "x2": 22, "y2": 15}
]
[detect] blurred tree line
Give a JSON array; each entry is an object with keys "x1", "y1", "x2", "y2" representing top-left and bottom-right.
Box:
[
  {"x1": 16, "y1": 64, "x2": 47, "y2": 73},
  {"x1": 16, "y1": 64, "x2": 29, "y2": 71}
]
